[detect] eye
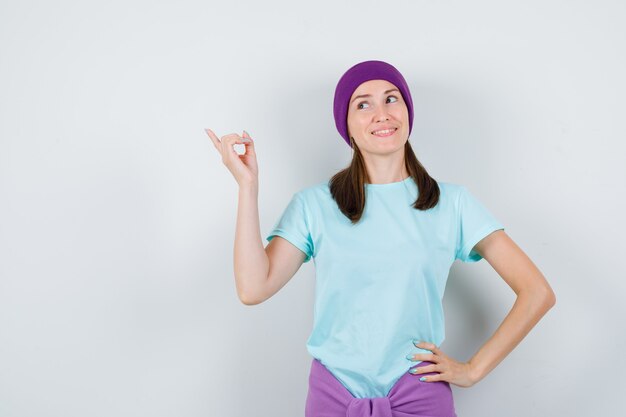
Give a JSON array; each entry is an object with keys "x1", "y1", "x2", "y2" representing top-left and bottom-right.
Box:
[{"x1": 357, "y1": 95, "x2": 399, "y2": 110}]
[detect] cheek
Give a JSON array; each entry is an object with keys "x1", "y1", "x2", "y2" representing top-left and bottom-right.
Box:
[
  {"x1": 391, "y1": 106, "x2": 408, "y2": 120},
  {"x1": 349, "y1": 115, "x2": 368, "y2": 130}
]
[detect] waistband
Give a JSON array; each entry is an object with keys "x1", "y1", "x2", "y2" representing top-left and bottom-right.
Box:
[{"x1": 305, "y1": 358, "x2": 457, "y2": 417}]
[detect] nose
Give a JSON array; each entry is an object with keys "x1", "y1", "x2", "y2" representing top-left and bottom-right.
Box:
[{"x1": 374, "y1": 107, "x2": 390, "y2": 122}]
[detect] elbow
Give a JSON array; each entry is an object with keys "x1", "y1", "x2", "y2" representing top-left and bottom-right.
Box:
[
  {"x1": 535, "y1": 285, "x2": 557, "y2": 310},
  {"x1": 238, "y1": 292, "x2": 258, "y2": 306},
  {"x1": 520, "y1": 284, "x2": 556, "y2": 311},
  {"x1": 234, "y1": 273, "x2": 265, "y2": 306},
  {"x1": 241, "y1": 299, "x2": 257, "y2": 306},
  {"x1": 545, "y1": 288, "x2": 557, "y2": 309},
  {"x1": 234, "y1": 270, "x2": 271, "y2": 306},
  {"x1": 238, "y1": 289, "x2": 265, "y2": 306},
  {"x1": 540, "y1": 280, "x2": 557, "y2": 308}
]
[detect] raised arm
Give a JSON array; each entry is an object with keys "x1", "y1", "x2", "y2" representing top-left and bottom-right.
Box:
[
  {"x1": 205, "y1": 128, "x2": 306, "y2": 305},
  {"x1": 235, "y1": 184, "x2": 307, "y2": 305}
]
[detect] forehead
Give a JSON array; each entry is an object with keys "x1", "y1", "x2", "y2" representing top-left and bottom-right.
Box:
[{"x1": 350, "y1": 79, "x2": 398, "y2": 99}]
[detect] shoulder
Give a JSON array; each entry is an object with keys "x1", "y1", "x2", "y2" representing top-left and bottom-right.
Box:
[
  {"x1": 295, "y1": 179, "x2": 332, "y2": 201},
  {"x1": 435, "y1": 180, "x2": 466, "y2": 204},
  {"x1": 437, "y1": 180, "x2": 464, "y2": 192},
  {"x1": 286, "y1": 180, "x2": 333, "y2": 215}
]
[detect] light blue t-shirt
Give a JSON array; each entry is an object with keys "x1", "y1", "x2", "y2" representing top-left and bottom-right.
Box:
[{"x1": 265, "y1": 176, "x2": 504, "y2": 398}]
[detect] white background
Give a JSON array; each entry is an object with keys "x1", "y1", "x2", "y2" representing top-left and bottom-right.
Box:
[{"x1": 1, "y1": 0, "x2": 624, "y2": 416}]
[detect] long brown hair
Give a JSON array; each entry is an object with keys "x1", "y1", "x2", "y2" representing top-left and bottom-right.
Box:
[{"x1": 329, "y1": 137, "x2": 440, "y2": 224}]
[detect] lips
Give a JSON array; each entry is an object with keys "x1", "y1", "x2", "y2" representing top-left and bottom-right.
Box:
[{"x1": 371, "y1": 127, "x2": 397, "y2": 137}]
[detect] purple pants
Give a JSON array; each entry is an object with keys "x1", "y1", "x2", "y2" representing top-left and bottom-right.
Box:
[{"x1": 305, "y1": 358, "x2": 458, "y2": 417}]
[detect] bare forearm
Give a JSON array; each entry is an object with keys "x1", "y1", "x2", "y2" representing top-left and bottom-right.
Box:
[
  {"x1": 233, "y1": 182, "x2": 269, "y2": 304},
  {"x1": 468, "y1": 286, "x2": 556, "y2": 383}
]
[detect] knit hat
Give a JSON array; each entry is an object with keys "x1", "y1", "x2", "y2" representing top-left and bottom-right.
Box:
[{"x1": 333, "y1": 60, "x2": 414, "y2": 148}]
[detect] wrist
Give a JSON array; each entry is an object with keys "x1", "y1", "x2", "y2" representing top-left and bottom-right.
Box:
[{"x1": 239, "y1": 180, "x2": 258, "y2": 193}]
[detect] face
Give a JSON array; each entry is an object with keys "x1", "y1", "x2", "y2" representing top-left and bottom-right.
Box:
[{"x1": 346, "y1": 79, "x2": 409, "y2": 154}]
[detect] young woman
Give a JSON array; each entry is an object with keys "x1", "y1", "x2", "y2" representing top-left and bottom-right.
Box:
[{"x1": 205, "y1": 60, "x2": 556, "y2": 417}]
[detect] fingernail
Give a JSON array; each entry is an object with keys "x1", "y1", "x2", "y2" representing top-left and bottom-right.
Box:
[
  {"x1": 419, "y1": 377, "x2": 427, "y2": 381},
  {"x1": 406, "y1": 354, "x2": 414, "y2": 361},
  {"x1": 412, "y1": 339, "x2": 421, "y2": 346}
]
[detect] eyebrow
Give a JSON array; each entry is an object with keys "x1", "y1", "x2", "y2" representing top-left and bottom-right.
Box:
[{"x1": 351, "y1": 88, "x2": 400, "y2": 104}]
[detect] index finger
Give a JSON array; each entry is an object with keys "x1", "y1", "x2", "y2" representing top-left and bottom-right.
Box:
[{"x1": 204, "y1": 128, "x2": 221, "y2": 149}]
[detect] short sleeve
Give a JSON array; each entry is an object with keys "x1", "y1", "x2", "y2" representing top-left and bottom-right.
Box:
[
  {"x1": 455, "y1": 185, "x2": 505, "y2": 263},
  {"x1": 266, "y1": 192, "x2": 314, "y2": 263}
]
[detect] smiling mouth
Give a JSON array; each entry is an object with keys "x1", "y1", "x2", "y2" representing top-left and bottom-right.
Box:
[{"x1": 371, "y1": 128, "x2": 397, "y2": 137}]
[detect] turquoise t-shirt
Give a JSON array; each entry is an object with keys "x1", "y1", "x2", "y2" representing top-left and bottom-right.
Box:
[{"x1": 265, "y1": 176, "x2": 504, "y2": 398}]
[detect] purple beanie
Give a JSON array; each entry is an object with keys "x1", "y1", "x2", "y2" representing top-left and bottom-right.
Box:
[{"x1": 333, "y1": 60, "x2": 414, "y2": 148}]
